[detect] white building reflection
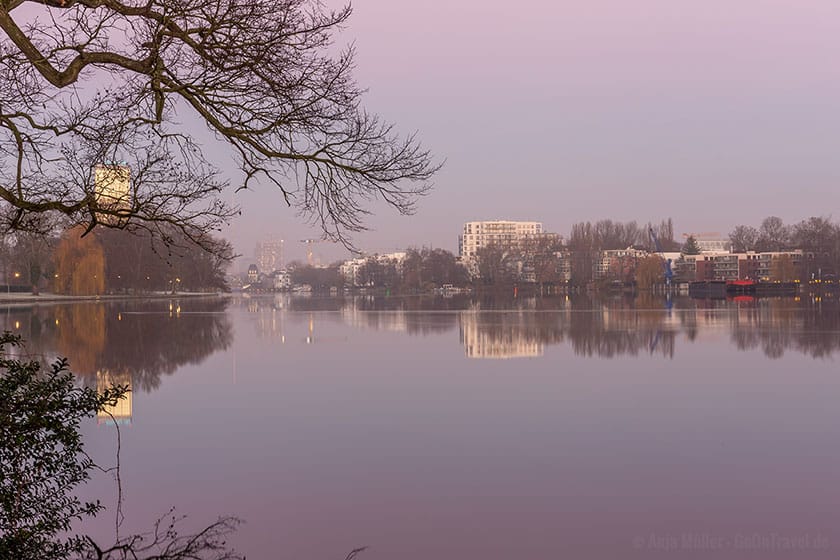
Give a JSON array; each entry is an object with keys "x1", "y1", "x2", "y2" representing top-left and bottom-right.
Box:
[
  {"x1": 459, "y1": 312, "x2": 544, "y2": 359},
  {"x1": 341, "y1": 306, "x2": 409, "y2": 333},
  {"x1": 96, "y1": 369, "x2": 132, "y2": 425}
]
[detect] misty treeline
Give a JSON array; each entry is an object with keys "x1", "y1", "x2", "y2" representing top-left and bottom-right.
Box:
[{"x1": 1, "y1": 226, "x2": 232, "y2": 295}]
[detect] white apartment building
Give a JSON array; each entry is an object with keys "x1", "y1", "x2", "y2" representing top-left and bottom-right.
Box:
[
  {"x1": 340, "y1": 252, "x2": 407, "y2": 286},
  {"x1": 459, "y1": 221, "x2": 543, "y2": 260}
]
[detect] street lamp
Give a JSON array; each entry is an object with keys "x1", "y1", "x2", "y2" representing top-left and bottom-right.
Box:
[{"x1": 8, "y1": 271, "x2": 20, "y2": 294}]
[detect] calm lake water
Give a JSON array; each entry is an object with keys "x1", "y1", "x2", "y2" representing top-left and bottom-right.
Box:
[{"x1": 4, "y1": 294, "x2": 840, "y2": 559}]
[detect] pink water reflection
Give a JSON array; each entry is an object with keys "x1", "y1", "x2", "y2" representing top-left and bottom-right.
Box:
[{"x1": 61, "y1": 298, "x2": 840, "y2": 559}]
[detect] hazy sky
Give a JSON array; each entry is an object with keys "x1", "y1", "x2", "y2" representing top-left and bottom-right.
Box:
[{"x1": 226, "y1": 0, "x2": 840, "y2": 265}]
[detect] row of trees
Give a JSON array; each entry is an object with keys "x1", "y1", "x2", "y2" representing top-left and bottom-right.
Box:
[
  {"x1": 729, "y1": 216, "x2": 840, "y2": 253},
  {"x1": 565, "y1": 219, "x2": 678, "y2": 285},
  {"x1": 281, "y1": 230, "x2": 684, "y2": 294},
  {"x1": 567, "y1": 219, "x2": 679, "y2": 252},
  {"x1": 285, "y1": 247, "x2": 472, "y2": 293},
  {"x1": 729, "y1": 216, "x2": 840, "y2": 278},
  {"x1": 341, "y1": 236, "x2": 654, "y2": 293},
  {"x1": 1, "y1": 227, "x2": 232, "y2": 295},
  {"x1": 275, "y1": 215, "x2": 840, "y2": 294}
]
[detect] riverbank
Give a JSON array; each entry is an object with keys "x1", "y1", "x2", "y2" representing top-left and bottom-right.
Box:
[{"x1": 0, "y1": 291, "x2": 228, "y2": 306}]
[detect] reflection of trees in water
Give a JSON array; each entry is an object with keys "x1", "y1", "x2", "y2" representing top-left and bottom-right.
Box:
[
  {"x1": 566, "y1": 305, "x2": 676, "y2": 359},
  {"x1": 98, "y1": 300, "x2": 233, "y2": 391},
  {"x1": 726, "y1": 299, "x2": 840, "y2": 359},
  {"x1": 235, "y1": 294, "x2": 466, "y2": 337},
  {"x1": 0, "y1": 299, "x2": 232, "y2": 391},
  {"x1": 58, "y1": 304, "x2": 106, "y2": 374},
  {"x1": 797, "y1": 305, "x2": 840, "y2": 358},
  {"x1": 351, "y1": 295, "x2": 469, "y2": 335},
  {"x1": 239, "y1": 294, "x2": 840, "y2": 359}
]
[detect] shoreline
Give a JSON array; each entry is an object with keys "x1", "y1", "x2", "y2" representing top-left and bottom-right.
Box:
[{"x1": 0, "y1": 291, "x2": 228, "y2": 306}]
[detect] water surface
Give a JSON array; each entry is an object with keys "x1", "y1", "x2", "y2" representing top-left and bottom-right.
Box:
[{"x1": 4, "y1": 294, "x2": 839, "y2": 559}]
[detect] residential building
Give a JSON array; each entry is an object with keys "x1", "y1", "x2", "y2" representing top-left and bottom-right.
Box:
[
  {"x1": 340, "y1": 252, "x2": 407, "y2": 287},
  {"x1": 255, "y1": 239, "x2": 284, "y2": 274},
  {"x1": 696, "y1": 238, "x2": 731, "y2": 253},
  {"x1": 694, "y1": 251, "x2": 804, "y2": 281},
  {"x1": 593, "y1": 248, "x2": 648, "y2": 281},
  {"x1": 339, "y1": 257, "x2": 366, "y2": 286},
  {"x1": 459, "y1": 221, "x2": 543, "y2": 261},
  {"x1": 272, "y1": 269, "x2": 292, "y2": 290},
  {"x1": 247, "y1": 264, "x2": 259, "y2": 284},
  {"x1": 556, "y1": 250, "x2": 573, "y2": 283},
  {"x1": 673, "y1": 255, "x2": 699, "y2": 282},
  {"x1": 518, "y1": 233, "x2": 568, "y2": 284}
]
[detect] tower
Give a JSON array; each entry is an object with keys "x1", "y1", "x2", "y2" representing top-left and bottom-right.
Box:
[{"x1": 93, "y1": 164, "x2": 131, "y2": 224}]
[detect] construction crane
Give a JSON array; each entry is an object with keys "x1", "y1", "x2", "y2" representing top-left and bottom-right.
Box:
[
  {"x1": 299, "y1": 239, "x2": 319, "y2": 266},
  {"x1": 648, "y1": 226, "x2": 674, "y2": 287},
  {"x1": 299, "y1": 238, "x2": 337, "y2": 266}
]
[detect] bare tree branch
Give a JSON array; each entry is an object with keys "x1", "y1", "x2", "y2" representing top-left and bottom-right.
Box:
[{"x1": 0, "y1": 0, "x2": 439, "y2": 252}]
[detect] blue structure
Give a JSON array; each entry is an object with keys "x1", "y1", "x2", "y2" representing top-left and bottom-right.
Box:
[{"x1": 648, "y1": 227, "x2": 673, "y2": 286}]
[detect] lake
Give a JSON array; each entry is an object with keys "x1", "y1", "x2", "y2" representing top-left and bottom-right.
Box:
[{"x1": 3, "y1": 293, "x2": 840, "y2": 559}]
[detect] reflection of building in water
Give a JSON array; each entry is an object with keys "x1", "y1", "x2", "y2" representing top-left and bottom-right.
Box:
[
  {"x1": 248, "y1": 296, "x2": 288, "y2": 341},
  {"x1": 96, "y1": 369, "x2": 132, "y2": 425},
  {"x1": 341, "y1": 306, "x2": 409, "y2": 333},
  {"x1": 459, "y1": 312, "x2": 543, "y2": 359}
]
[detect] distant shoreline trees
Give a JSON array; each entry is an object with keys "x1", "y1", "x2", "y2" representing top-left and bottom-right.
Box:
[
  {"x1": 1, "y1": 227, "x2": 232, "y2": 295},
  {"x1": 281, "y1": 214, "x2": 840, "y2": 294},
  {"x1": 729, "y1": 215, "x2": 840, "y2": 280}
]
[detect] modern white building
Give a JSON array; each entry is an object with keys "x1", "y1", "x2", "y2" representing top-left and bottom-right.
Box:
[{"x1": 459, "y1": 221, "x2": 543, "y2": 261}]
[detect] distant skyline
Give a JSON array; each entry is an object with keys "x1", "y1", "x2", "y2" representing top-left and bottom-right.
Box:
[{"x1": 222, "y1": 0, "x2": 840, "y2": 266}]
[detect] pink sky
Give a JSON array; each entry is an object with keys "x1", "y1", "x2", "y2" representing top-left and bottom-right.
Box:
[{"x1": 220, "y1": 0, "x2": 840, "y2": 264}]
